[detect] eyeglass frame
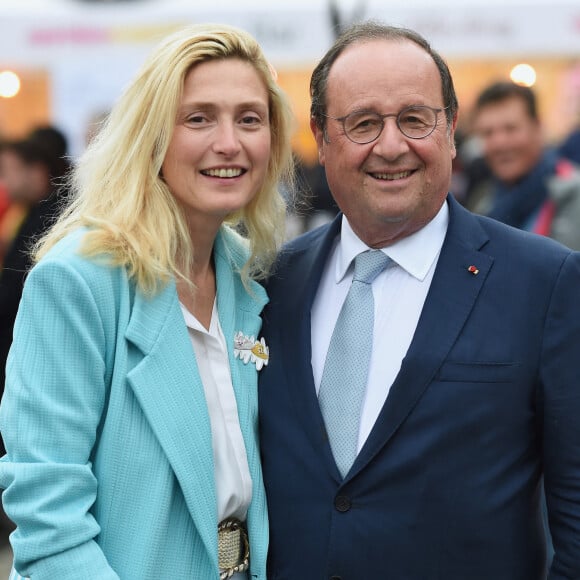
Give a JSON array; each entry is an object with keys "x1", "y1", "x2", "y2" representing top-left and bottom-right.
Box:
[{"x1": 322, "y1": 105, "x2": 448, "y2": 144}]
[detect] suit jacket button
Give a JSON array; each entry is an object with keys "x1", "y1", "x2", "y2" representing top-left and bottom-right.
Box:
[{"x1": 334, "y1": 495, "x2": 351, "y2": 512}]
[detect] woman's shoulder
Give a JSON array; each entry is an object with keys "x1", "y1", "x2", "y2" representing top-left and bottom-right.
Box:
[
  {"x1": 42, "y1": 227, "x2": 87, "y2": 260},
  {"x1": 33, "y1": 228, "x2": 131, "y2": 292}
]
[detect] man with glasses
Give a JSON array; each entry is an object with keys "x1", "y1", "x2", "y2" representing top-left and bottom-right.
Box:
[{"x1": 259, "y1": 21, "x2": 580, "y2": 579}]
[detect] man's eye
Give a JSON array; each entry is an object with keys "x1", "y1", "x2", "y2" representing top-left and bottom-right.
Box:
[
  {"x1": 400, "y1": 114, "x2": 428, "y2": 126},
  {"x1": 349, "y1": 116, "x2": 380, "y2": 132}
]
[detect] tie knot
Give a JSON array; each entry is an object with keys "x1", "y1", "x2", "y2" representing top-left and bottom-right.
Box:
[{"x1": 352, "y1": 250, "x2": 390, "y2": 284}]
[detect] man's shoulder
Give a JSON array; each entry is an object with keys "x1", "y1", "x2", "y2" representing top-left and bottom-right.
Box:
[
  {"x1": 285, "y1": 221, "x2": 334, "y2": 252},
  {"x1": 276, "y1": 221, "x2": 336, "y2": 266},
  {"x1": 264, "y1": 221, "x2": 337, "y2": 296},
  {"x1": 451, "y1": 197, "x2": 573, "y2": 263}
]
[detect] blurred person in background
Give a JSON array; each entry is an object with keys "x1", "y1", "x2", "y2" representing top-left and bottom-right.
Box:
[
  {"x1": 0, "y1": 175, "x2": 10, "y2": 230},
  {"x1": 0, "y1": 127, "x2": 69, "y2": 407},
  {"x1": 0, "y1": 23, "x2": 293, "y2": 580},
  {"x1": 0, "y1": 184, "x2": 27, "y2": 269},
  {"x1": 284, "y1": 153, "x2": 338, "y2": 239},
  {"x1": 0, "y1": 163, "x2": 18, "y2": 265},
  {"x1": 296, "y1": 154, "x2": 338, "y2": 232},
  {"x1": 559, "y1": 121, "x2": 580, "y2": 165},
  {"x1": 468, "y1": 81, "x2": 580, "y2": 250}
]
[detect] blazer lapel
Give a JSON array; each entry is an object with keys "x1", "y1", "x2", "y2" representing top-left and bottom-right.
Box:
[
  {"x1": 217, "y1": 275, "x2": 269, "y2": 553},
  {"x1": 213, "y1": 230, "x2": 267, "y2": 475},
  {"x1": 124, "y1": 281, "x2": 217, "y2": 564},
  {"x1": 213, "y1": 229, "x2": 271, "y2": 569},
  {"x1": 351, "y1": 197, "x2": 494, "y2": 476}
]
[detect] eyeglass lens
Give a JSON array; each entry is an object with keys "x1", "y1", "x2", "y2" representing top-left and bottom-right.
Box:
[{"x1": 343, "y1": 106, "x2": 439, "y2": 143}]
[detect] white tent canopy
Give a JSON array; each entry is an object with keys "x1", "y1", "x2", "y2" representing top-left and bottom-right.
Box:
[
  {"x1": 2, "y1": 0, "x2": 580, "y2": 63},
  {"x1": 2, "y1": 0, "x2": 579, "y2": 154}
]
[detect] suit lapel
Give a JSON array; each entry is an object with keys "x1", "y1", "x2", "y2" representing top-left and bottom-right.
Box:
[
  {"x1": 277, "y1": 217, "x2": 344, "y2": 477},
  {"x1": 351, "y1": 197, "x2": 493, "y2": 476}
]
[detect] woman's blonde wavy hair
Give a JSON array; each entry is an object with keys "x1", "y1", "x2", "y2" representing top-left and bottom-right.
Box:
[{"x1": 35, "y1": 23, "x2": 295, "y2": 295}]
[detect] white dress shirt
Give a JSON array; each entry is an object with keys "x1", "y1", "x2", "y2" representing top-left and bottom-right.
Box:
[
  {"x1": 311, "y1": 202, "x2": 449, "y2": 452},
  {"x1": 180, "y1": 301, "x2": 251, "y2": 580}
]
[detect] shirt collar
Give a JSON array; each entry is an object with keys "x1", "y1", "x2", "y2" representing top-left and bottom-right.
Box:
[{"x1": 336, "y1": 200, "x2": 449, "y2": 283}]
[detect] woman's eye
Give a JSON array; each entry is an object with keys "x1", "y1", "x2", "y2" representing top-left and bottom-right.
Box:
[
  {"x1": 240, "y1": 115, "x2": 262, "y2": 126},
  {"x1": 185, "y1": 113, "x2": 217, "y2": 128},
  {"x1": 186, "y1": 114, "x2": 213, "y2": 125}
]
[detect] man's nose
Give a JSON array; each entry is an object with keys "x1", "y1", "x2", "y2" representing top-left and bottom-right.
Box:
[{"x1": 372, "y1": 117, "x2": 409, "y2": 159}]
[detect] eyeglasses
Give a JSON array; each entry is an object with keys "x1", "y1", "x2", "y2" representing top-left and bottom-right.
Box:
[{"x1": 324, "y1": 105, "x2": 446, "y2": 144}]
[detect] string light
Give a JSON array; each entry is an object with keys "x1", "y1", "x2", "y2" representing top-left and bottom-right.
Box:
[
  {"x1": 0, "y1": 70, "x2": 21, "y2": 98},
  {"x1": 510, "y1": 64, "x2": 537, "y2": 87}
]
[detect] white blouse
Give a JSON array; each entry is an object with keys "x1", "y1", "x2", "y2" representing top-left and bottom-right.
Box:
[{"x1": 180, "y1": 301, "x2": 252, "y2": 579}]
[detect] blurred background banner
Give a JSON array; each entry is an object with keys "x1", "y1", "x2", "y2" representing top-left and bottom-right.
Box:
[{"x1": 1, "y1": 0, "x2": 580, "y2": 160}]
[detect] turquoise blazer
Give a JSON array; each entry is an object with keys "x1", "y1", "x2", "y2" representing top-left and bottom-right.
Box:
[{"x1": 0, "y1": 226, "x2": 269, "y2": 579}]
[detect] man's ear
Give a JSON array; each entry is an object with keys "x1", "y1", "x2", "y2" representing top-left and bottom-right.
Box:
[
  {"x1": 310, "y1": 116, "x2": 326, "y2": 166},
  {"x1": 450, "y1": 111, "x2": 459, "y2": 160}
]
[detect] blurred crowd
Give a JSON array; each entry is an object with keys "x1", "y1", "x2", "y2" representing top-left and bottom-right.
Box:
[
  {"x1": 453, "y1": 82, "x2": 580, "y2": 250},
  {"x1": 1, "y1": 79, "x2": 580, "y2": 552}
]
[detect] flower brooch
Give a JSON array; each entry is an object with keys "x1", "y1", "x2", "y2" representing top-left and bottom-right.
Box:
[{"x1": 234, "y1": 331, "x2": 269, "y2": 371}]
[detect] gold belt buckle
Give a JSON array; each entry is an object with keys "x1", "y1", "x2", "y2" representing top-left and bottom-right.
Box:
[{"x1": 218, "y1": 517, "x2": 250, "y2": 579}]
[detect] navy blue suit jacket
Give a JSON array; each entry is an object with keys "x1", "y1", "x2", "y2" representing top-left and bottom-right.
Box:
[{"x1": 259, "y1": 195, "x2": 580, "y2": 580}]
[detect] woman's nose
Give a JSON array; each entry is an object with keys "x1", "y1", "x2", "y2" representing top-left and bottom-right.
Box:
[{"x1": 212, "y1": 122, "x2": 241, "y2": 156}]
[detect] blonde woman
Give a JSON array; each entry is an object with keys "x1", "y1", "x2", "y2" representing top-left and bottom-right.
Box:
[{"x1": 0, "y1": 23, "x2": 294, "y2": 580}]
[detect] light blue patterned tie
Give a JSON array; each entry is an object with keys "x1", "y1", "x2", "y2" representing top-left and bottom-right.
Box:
[{"x1": 318, "y1": 249, "x2": 390, "y2": 478}]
